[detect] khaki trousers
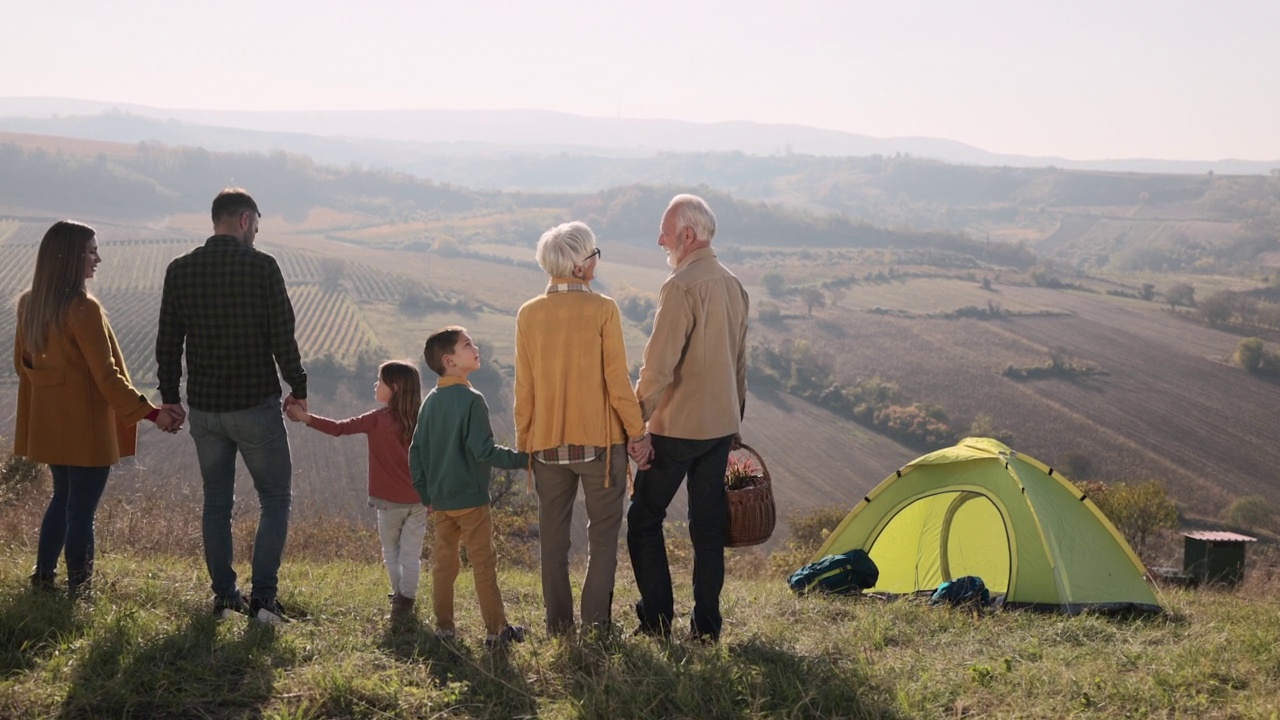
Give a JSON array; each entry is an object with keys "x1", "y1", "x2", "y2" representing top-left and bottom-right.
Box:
[
  {"x1": 432, "y1": 504, "x2": 508, "y2": 635},
  {"x1": 534, "y1": 446, "x2": 627, "y2": 634}
]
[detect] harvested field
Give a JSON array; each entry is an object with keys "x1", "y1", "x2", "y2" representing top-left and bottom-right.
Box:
[{"x1": 758, "y1": 278, "x2": 1280, "y2": 520}]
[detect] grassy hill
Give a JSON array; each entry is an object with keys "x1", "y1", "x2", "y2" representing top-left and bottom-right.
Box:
[{"x1": 1, "y1": 509, "x2": 1278, "y2": 718}]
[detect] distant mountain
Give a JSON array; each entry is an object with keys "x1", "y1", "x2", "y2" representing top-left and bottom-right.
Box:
[{"x1": 2, "y1": 96, "x2": 1277, "y2": 176}]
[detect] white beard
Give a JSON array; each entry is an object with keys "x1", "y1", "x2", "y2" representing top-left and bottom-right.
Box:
[{"x1": 666, "y1": 241, "x2": 684, "y2": 268}]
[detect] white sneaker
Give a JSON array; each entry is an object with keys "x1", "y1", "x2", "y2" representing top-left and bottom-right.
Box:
[{"x1": 249, "y1": 597, "x2": 291, "y2": 625}]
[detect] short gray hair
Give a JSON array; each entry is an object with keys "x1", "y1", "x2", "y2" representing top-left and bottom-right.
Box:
[
  {"x1": 536, "y1": 221, "x2": 597, "y2": 278},
  {"x1": 668, "y1": 194, "x2": 716, "y2": 243}
]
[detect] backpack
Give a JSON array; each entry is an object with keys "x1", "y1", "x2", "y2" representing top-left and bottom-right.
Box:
[
  {"x1": 929, "y1": 576, "x2": 991, "y2": 607},
  {"x1": 788, "y1": 549, "x2": 879, "y2": 596}
]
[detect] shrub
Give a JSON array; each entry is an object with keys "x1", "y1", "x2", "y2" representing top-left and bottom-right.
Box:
[
  {"x1": 1165, "y1": 282, "x2": 1196, "y2": 309},
  {"x1": 1058, "y1": 452, "x2": 1095, "y2": 482},
  {"x1": 1223, "y1": 496, "x2": 1274, "y2": 532},
  {"x1": 1199, "y1": 290, "x2": 1236, "y2": 326},
  {"x1": 965, "y1": 413, "x2": 1014, "y2": 444},
  {"x1": 1087, "y1": 480, "x2": 1179, "y2": 557},
  {"x1": 1235, "y1": 337, "x2": 1267, "y2": 373},
  {"x1": 758, "y1": 302, "x2": 783, "y2": 324},
  {"x1": 762, "y1": 271, "x2": 787, "y2": 297},
  {"x1": 1, "y1": 439, "x2": 45, "y2": 506},
  {"x1": 770, "y1": 506, "x2": 847, "y2": 575}
]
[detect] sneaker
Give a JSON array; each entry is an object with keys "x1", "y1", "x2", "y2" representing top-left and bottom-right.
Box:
[
  {"x1": 213, "y1": 594, "x2": 251, "y2": 621},
  {"x1": 249, "y1": 597, "x2": 292, "y2": 625},
  {"x1": 485, "y1": 624, "x2": 527, "y2": 650}
]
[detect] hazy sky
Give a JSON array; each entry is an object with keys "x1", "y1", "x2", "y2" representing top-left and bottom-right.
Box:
[{"x1": 4, "y1": 0, "x2": 1278, "y2": 161}]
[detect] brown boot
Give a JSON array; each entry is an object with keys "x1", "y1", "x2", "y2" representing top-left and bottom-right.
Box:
[{"x1": 389, "y1": 593, "x2": 416, "y2": 621}]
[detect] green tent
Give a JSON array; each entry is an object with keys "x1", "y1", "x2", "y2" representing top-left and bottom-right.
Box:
[{"x1": 814, "y1": 437, "x2": 1160, "y2": 613}]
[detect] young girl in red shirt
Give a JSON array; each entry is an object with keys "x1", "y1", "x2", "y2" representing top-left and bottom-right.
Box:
[{"x1": 288, "y1": 360, "x2": 425, "y2": 620}]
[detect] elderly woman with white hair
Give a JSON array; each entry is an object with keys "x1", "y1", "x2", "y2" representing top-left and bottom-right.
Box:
[{"x1": 514, "y1": 221, "x2": 647, "y2": 636}]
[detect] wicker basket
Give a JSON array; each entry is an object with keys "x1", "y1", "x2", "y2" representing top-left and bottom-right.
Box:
[{"x1": 725, "y1": 443, "x2": 776, "y2": 548}]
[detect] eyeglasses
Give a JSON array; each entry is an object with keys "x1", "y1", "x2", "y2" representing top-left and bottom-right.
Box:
[{"x1": 581, "y1": 247, "x2": 601, "y2": 263}]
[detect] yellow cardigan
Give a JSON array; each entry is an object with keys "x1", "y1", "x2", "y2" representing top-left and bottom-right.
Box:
[
  {"x1": 13, "y1": 295, "x2": 156, "y2": 466},
  {"x1": 514, "y1": 282, "x2": 646, "y2": 455}
]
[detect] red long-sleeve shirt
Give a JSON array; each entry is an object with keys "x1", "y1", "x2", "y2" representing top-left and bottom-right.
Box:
[{"x1": 305, "y1": 407, "x2": 420, "y2": 504}]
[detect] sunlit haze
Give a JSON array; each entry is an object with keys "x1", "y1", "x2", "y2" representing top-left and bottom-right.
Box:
[{"x1": 3, "y1": 0, "x2": 1278, "y2": 161}]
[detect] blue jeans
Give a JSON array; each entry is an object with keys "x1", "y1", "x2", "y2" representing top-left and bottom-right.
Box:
[
  {"x1": 189, "y1": 396, "x2": 292, "y2": 602},
  {"x1": 35, "y1": 465, "x2": 111, "y2": 588},
  {"x1": 626, "y1": 434, "x2": 734, "y2": 639}
]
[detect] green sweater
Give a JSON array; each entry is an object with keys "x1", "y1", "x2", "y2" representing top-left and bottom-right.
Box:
[{"x1": 409, "y1": 378, "x2": 528, "y2": 511}]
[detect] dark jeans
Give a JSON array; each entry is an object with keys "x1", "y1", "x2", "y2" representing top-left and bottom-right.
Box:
[
  {"x1": 35, "y1": 465, "x2": 111, "y2": 588},
  {"x1": 626, "y1": 433, "x2": 734, "y2": 639}
]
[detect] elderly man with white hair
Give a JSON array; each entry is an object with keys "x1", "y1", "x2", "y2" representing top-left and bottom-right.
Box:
[
  {"x1": 626, "y1": 193, "x2": 750, "y2": 642},
  {"x1": 514, "y1": 221, "x2": 648, "y2": 636}
]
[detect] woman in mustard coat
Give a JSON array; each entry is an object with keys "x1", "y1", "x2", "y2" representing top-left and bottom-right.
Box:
[
  {"x1": 514, "y1": 221, "x2": 648, "y2": 634},
  {"x1": 12, "y1": 220, "x2": 176, "y2": 596}
]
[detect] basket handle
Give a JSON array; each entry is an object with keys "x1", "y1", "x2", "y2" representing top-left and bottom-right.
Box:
[{"x1": 735, "y1": 441, "x2": 771, "y2": 484}]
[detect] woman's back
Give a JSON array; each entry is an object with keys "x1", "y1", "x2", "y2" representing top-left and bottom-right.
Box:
[{"x1": 514, "y1": 290, "x2": 645, "y2": 452}]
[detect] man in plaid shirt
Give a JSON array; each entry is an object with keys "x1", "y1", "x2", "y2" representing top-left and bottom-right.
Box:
[{"x1": 156, "y1": 188, "x2": 307, "y2": 625}]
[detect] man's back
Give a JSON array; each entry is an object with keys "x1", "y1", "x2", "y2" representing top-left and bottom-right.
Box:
[
  {"x1": 636, "y1": 247, "x2": 749, "y2": 440},
  {"x1": 156, "y1": 235, "x2": 306, "y2": 412}
]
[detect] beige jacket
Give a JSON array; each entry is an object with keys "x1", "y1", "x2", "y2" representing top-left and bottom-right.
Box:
[{"x1": 636, "y1": 247, "x2": 749, "y2": 439}]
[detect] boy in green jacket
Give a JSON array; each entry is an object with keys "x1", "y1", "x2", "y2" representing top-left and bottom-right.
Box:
[{"x1": 410, "y1": 325, "x2": 531, "y2": 648}]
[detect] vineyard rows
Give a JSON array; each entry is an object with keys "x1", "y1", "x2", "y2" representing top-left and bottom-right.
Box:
[
  {"x1": 290, "y1": 285, "x2": 379, "y2": 365},
  {"x1": 94, "y1": 289, "x2": 164, "y2": 382},
  {"x1": 96, "y1": 243, "x2": 193, "y2": 293},
  {"x1": 0, "y1": 288, "x2": 161, "y2": 382},
  {"x1": 273, "y1": 248, "x2": 424, "y2": 303},
  {"x1": 0, "y1": 222, "x2": 47, "y2": 245},
  {"x1": 0, "y1": 220, "x2": 17, "y2": 244},
  {"x1": 0, "y1": 245, "x2": 38, "y2": 296},
  {"x1": 1, "y1": 239, "x2": 396, "y2": 381}
]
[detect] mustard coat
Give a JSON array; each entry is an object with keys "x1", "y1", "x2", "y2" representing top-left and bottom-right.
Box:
[
  {"x1": 12, "y1": 295, "x2": 156, "y2": 466},
  {"x1": 514, "y1": 281, "x2": 646, "y2": 453}
]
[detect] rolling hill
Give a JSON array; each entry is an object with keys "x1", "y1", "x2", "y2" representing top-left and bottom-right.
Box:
[{"x1": 2, "y1": 131, "x2": 1279, "y2": 548}]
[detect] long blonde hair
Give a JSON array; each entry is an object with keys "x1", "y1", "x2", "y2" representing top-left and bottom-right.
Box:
[
  {"x1": 19, "y1": 220, "x2": 95, "y2": 355},
  {"x1": 380, "y1": 360, "x2": 422, "y2": 445}
]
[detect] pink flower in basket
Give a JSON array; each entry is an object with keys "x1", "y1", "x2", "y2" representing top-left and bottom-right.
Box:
[{"x1": 725, "y1": 455, "x2": 763, "y2": 491}]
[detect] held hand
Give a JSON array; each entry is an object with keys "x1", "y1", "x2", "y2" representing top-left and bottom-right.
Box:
[
  {"x1": 283, "y1": 394, "x2": 308, "y2": 415},
  {"x1": 285, "y1": 403, "x2": 310, "y2": 424},
  {"x1": 628, "y1": 434, "x2": 654, "y2": 471},
  {"x1": 154, "y1": 407, "x2": 182, "y2": 433},
  {"x1": 731, "y1": 432, "x2": 743, "y2": 451},
  {"x1": 161, "y1": 402, "x2": 186, "y2": 426},
  {"x1": 159, "y1": 403, "x2": 186, "y2": 433}
]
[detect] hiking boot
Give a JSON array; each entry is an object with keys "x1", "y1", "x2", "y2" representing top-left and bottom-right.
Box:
[
  {"x1": 688, "y1": 630, "x2": 720, "y2": 644},
  {"x1": 67, "y1": 572, "x2": 93, "y2": 601},
  {"x1": 632, "y1": 601, "x2": 671, "y2": 638},
  {"x1": 29, "y1": 571, "x2": 57, "y2": 593},
  {"x1": 249, "y1": 597, "x2": 292, "y2": 625},
  {"x1": 389, "y1": 593, "x2": 416, "y2": 621},
  {"x1": 485, "y1": 624, "x2": 526, "y2": 650},
  {"x1": 213, "y1": 594, "x2": 252, "y2": 621}
]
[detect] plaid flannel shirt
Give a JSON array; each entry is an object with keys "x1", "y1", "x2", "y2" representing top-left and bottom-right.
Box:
[
  {"x1": 156, "y1": 235, "x2": 307, "y2": 412},
  {"x1": 533, "y1": 280, "x2": 604, "y2": 465}
]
